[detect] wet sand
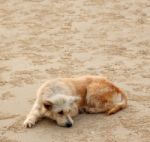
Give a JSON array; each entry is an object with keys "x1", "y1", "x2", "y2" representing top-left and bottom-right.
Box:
[{"x1": 0, "y1": 0, "x2": 150, "y2": 142}]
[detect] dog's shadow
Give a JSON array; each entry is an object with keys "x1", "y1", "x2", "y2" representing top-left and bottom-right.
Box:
[
  {"x1": 33, "y1": 113, "x2": 107, "y2": 129},
  {"x1": 34, "y1": 117, "x2": 57, "y2": 128}
]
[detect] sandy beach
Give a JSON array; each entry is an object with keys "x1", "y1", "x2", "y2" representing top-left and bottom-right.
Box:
[{"x1": 0, "y1": 0, "x2": 150, "y2": 142}]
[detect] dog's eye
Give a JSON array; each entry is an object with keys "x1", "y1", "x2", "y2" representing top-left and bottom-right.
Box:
[
  {"x1": 44, "y1": 104, "x2": 50, "y2": 110},
  {"x1": 58, "y1": 111, "x2": 64, "y2": 115}
]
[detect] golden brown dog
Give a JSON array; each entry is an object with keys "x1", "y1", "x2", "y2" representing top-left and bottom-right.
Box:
[{"x1": 24, "y1": 75, "x2": 127, "y2": 128}]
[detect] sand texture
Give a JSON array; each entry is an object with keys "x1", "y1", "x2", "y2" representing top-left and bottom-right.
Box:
[{"x1": 0, "y1": 0, "x2": 150, "y2": 142}]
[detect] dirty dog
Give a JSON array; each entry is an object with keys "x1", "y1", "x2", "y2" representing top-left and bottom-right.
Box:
[{"x1": 24, "y1": 75, "x2": 127, "y2": 128}]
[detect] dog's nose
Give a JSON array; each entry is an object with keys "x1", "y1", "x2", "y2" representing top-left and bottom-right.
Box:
[{"x1": 65, "y1": 122, "x2": 72, "y2": 128}]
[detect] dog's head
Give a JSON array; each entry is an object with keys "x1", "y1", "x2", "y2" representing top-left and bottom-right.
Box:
[{"x1": 43, "y1": 95, "x2": 80, "y2": 127}]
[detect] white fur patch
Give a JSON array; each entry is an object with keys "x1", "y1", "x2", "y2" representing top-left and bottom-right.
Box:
[{"x1": 113, "y1": 94, "x2": 121, "y2": 104}]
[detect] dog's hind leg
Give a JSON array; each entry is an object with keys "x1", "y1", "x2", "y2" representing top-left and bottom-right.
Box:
[
  {"x1": 107, "y1": 90, "x2": 128, "y2": 115},
  {"x1": 107, "y1": 102, "x2": 127, "y2": 115},
  {"x1": 84, "y1": 106, "x2": 107, "y2": 114},
  {"x1": 24, "y1": 99, "x2": 42, "y2": 128}
]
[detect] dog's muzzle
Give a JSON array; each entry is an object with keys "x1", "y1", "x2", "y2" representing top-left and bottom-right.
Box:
[{"x1": 64, "y1": 115, "x2": 73, "y2": 128}]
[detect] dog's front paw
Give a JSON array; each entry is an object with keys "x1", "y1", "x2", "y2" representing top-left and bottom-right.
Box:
[{"x1": 23, "y1": 118, "x2": 35, "y2": 128}]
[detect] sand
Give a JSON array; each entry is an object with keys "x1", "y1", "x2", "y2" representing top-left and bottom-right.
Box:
[{"x1": 0, "y1": 0, "x2": 150, "y2": 142}]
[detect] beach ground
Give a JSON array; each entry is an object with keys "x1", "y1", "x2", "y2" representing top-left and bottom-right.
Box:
[{"x1": 0, "y1": 0, "x2": 150, "y2": 142}]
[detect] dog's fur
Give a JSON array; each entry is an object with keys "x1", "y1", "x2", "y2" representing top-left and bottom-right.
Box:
[{"x1": 24, "y1": 75, "x2": 127, "y2": 128}]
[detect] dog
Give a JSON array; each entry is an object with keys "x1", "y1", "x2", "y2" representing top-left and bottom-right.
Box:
[{"x1": 23, "y1": 75, "x2": 127, "y2": 128}]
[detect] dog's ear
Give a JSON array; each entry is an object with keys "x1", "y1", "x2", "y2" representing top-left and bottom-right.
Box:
[
  {"x1": 69, "y1": 96, "x2": 81, "y2": 104},
  {"x1": 43, "y1": 100, "x2": 53, "y2": 110}
]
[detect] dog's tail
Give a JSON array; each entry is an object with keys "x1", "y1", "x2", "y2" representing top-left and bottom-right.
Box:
[{"x1": 107, "y1": 88, "x2": 128, "y2": 115}]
